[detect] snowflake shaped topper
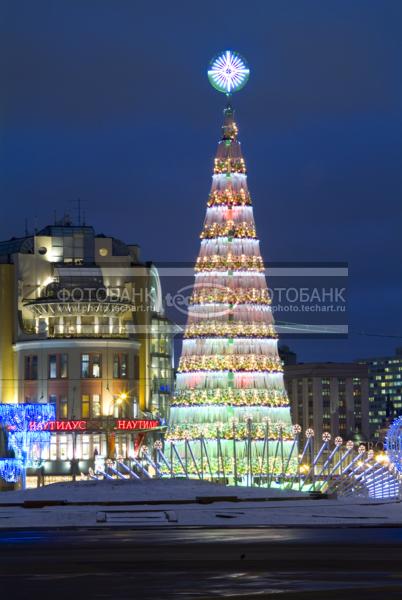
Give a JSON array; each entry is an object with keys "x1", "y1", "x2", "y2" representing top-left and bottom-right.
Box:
[{"x1": 208, "y1": 50, "x2": 250, "y2": 95}]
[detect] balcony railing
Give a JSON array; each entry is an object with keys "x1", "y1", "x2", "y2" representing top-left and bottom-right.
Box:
[{"x1": 21, "y1": 322, "x2": 132, "y2": 339}]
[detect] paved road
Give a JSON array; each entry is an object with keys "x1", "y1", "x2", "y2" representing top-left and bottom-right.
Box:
[{"x1": 1, "y1": 528, "x2": 402, "y2": 599}]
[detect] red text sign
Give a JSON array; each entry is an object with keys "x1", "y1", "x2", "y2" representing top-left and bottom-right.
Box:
[
  {"x1": 29, "y1": 420, "x2": 87, "y2": 431},
  {"x1": 115, "y1": 420, "x2": 159, "y2": 430},
  {"x1": 28, "y1": 419, "x2": 159, "y2": 432}
]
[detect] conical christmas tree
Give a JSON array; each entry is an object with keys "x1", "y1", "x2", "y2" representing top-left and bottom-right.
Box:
[{"x1": 167, "y1": 52, "x2": 293, "y2": 480}]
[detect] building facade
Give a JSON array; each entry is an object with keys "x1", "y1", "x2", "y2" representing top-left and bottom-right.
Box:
[
  {"x1": 0, "y1": 220, "x2": 175, "y2": 480},
  {"x1": 357, "y1": 348, "x2": 402, "y2": 440},
  {"x1": 285, "y1": 363, "x2": 370, "y2": 445}
]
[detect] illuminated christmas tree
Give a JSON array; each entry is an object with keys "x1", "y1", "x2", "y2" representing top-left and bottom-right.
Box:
[{"x1": 167, "y1": 51, "x2": 293, "y2": 479}]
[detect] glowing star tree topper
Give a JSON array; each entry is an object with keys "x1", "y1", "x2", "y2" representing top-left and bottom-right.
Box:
[{"x1": 208, "y1": 50, "x2": 250, "y2": 95}]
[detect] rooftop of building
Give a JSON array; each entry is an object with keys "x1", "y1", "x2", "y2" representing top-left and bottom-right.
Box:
[
  {"x1": 355, "y1": 348, "x2": 402, "y2": 364},
  {"x1": 0, "y1": 217, "x2": 142, "y2": 263},
  {"x1": 285, "y1": 361, "x2": 369, "y2": 378}
]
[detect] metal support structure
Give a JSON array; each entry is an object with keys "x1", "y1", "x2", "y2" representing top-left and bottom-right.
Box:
[{"x1": 44, "y1": 424, "x2": 401, "y2": 501}]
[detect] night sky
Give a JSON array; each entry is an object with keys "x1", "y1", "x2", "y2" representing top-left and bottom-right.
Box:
[{"x1": 1, "y1": 0, "x2": 402, "y2": 363}]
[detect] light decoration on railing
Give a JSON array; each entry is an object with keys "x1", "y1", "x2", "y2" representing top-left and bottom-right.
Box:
[{"x1": 385, "y1": 416, "x2": 402, "y2": 474}]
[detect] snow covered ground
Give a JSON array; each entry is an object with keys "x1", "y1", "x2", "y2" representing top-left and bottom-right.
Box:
[
  {"x1": 0, "y1": 478, "x2": 304, "y2": 503},
  {"x1": 0, "y1": 479, "x2": 401, "y2": 528}
]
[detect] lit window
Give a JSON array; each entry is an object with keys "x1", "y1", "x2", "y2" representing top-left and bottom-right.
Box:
[
  {"x1": 60, "y1": 354, "x2": 68, "y2": 378},
  {"x1": 81, "y1": 435, "x2": 90, "y2": 459},
  {"x1": 49, "y1": 355, "x2": 57, "y2": 379},
  {"x1": 81, "y1": 355, "x2": 90, "y2": 378},
  {"x1": 81, "y1": 394, "x2": 90, "y2": 418},
  {"x1": 60, "y1": 396, "x2": 68, "y2": 419},
  {"x1": 92, "y1": 354, "x2": 101, "y2": 378},
  {"x1": 59, "y1": 435, "x2": 68, "y2": 460},
  {"x1": 50, "y1": 435, "x2": 57, "y2": 460},
  {"x1": 92, "y1": 394, "x2": 101, "y2": 417},
  {"x1": 81, "y1": 354, "x2": 102, "y2": 378}
]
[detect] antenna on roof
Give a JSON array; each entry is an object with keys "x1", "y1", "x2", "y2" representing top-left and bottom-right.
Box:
[{"x1": 71, "y1": 198, "x2": 87, "y2": 226}]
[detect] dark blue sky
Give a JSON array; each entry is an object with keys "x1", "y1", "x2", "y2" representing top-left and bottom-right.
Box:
[{"x1": 1, "y1": 0, "x2": 402, "y2": 362}]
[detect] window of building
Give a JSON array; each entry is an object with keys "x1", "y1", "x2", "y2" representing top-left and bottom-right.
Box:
[
  {"x1": 49, "y1": 355, "x2": 57, "y2": 379},
  {"x1": 92, "y1": 354, "x2": 101, "y2": 377},
  {"x1": 81, "y1": 435, "x2": 90, "y2": 459},
  {"x1": 59, "y1": 435, "x2": 68, "y2": 460},
  {"x1": 92, "y1": 394, "x2": 101, "y2": 417},
  {"x1": 49, "y1": 394, "x2": 57, "y2": 413},
  {"x1": 60, "y1": 396, "x2": 68, "y2": 419},
  {"x1": 133, "y1": 355, "x2": 139, "y2": 380},
  {"x1": 113, "y1": 353, "x2": 128, "y2": 379},
  {"x1": 50, "y1": 436, "x2": 57, "y2": 460},
  {"x1": 48, "y1": 353, "x2": 68, "y2": 379},
  {"x1": 92, "y1": 434, "x2": 101, "y2": 458},
  {"x1": 81, "y1": 394, "x2": 90, "y2": 418},
  {"x1": 60, "y1": 353, "x2": 68, "y2": 378},
  {"x1": 81, "y1": 393, "x2": 101, "y2": 418},
  {"x1": 81, "y1": 355, "x2": 90, "y2": 378},
  {"x1": 40, "y1": 442, "x2": 50, "y2": 461},
  {"x1": 81, "y1": 353, "x2": 102, "y2": 378},
  {"x1": 24, "y1": 355, "x2": 38, "y2": 380}
]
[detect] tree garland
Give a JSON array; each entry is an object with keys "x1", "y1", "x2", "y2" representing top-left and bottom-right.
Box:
[
  {"x1": 190, "y1": 287, "x2": 271, "y2": 305},
  {"x1": 201, "y1": 221, "x2": 256, "y2": 239},
  {"x1": 184, "y1": 322, "x2": 277, "y2": 339},
  {"x1": 178, "y1": 355, "x2": 283, "y2": 373},
  {"x1": 168, "y1": 422, "x2": 293, "y2": 441},
  {"x1": 207, "y1": 189, "x2": 251, "y2": 207},
  {"x1": 195, "y1": 255, "x2": 264, "y2": 272},
  {"x1": 172, "y1": 388, "x2": 288, "y2": 407},
  {"x1": 214, "y1": 157, "x2": 246, "y2": 174}
]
